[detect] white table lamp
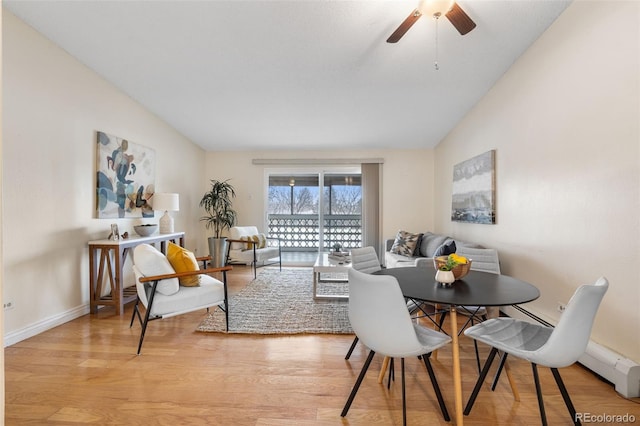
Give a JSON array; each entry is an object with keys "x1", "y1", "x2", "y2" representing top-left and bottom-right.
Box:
[{"x1": 153, "y1": 193, "x2": 179, "y2": 234}]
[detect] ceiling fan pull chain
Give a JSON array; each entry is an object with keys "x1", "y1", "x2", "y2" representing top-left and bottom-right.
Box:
[{"x1": 434, "y1": 13, "x2": 440, "y2": 71}]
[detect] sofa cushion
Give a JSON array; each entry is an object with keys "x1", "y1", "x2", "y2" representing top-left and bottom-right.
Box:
[
  {"x1": 419, "y1": 232, "x2": 449, "y2": 257},
  {"x1": 390, "y1": 230, "x2": 421, "y2": 257},
  {"x1": 148, "y1": 274, "x2": 225, "y2": 317},
  {"x1": 133, "y1": 244, "x2": 180, "y2": 296},
  {"x1": 166, "y1": 242, "x2": 201, "y2": 287},
  {"x1": 434, "y1": 240, "x2": 457, "y2": 257}
]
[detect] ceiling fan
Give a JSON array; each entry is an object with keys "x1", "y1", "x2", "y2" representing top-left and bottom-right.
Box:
[{"x1": 387, "y1": 0, "x2": 476, "y2": 43}]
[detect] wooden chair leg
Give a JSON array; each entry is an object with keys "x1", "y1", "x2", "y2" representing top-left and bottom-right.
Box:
[
  {"x1": 504, "y1": 360, "x2": 521, "y2": 401},
  {"x1": 378, "y1": 356, "x2": 390, "y2": 383},
  {"x1": 491, "y1": 352, "x2": 520, "y2": 402}
]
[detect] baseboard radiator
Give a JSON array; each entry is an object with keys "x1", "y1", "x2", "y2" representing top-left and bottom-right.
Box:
[{"x1": 502, "y1": 305, "x2": 640, "y2": 398}]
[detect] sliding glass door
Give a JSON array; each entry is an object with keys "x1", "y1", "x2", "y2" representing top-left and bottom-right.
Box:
[{"x1": 267, "y1": 168, "x2": 362, "y2": 258}]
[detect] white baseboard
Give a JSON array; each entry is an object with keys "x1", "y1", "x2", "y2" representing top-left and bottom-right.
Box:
[
  {"x1": 3, "y1": 304, "x2": 90, "y2": 348},
  {"x1": 502, "y1": 306, "x2": 640, "y2": 398}
]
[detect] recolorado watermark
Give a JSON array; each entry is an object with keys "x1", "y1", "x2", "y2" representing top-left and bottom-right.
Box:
[{"x1": 575, "y1": 412, "x2": 636, "y2": 423}]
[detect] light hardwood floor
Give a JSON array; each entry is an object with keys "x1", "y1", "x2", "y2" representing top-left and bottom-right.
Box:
[{"x1": 5, "y1": 266, "x2": 640, "y2": 425}]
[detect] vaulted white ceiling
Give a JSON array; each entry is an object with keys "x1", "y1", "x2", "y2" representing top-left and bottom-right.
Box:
[{"x1": 4, "y1": 0, "x2": 571, "y2": 151}]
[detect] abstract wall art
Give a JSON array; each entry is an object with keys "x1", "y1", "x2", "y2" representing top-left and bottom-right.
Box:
[
  {"x1": 96, "y1": 131, "x2": 155, "y2": 218},
  {"x1": 451, "y1": 150, "x2": 496, "y2": 224}
]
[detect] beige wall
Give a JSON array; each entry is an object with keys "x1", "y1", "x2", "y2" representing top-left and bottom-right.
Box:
[
  {"x1": 2, "y1": 11, "x2": 207, "y2": 341},
  {"x1": 434, "y1": 1, "x2": 640, "y2": 362},
  {"x1": 200, "y1": 149, "x2": 435, "y2": 255}
]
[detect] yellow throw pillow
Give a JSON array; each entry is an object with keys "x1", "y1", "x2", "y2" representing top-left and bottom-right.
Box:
[
  {"x1": 257, "y1": 233, "x2": 267, "y2": 248},
  {"x1": 240, "y1": 236, "x2": 252, "y2": 250},
  {"x1": 166, "y1": 242, "x2": 201, "y2": 287}
]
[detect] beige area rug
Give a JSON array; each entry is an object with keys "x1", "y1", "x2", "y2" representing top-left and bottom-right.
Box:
[{"x1": 196, "y1": 267, "x2": 353, "y2": 334}]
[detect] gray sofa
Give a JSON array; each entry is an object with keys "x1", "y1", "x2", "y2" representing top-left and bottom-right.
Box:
[
  {"x1": 385, "y1": 230, "x2": 502, "y2": 319},
  {"x1": 384, "y1": 231, "x2": 501, "y2": 274}
]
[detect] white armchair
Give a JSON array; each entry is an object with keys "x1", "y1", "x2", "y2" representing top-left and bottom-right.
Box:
[
  {"x1": 130, "y1": 243, "x2": 231, "y2": 355},
  {"x1": 226, "y1": 226, "x2": 281, "y2": 278}
]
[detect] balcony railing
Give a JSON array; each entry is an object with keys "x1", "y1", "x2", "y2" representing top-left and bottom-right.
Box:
[{"x1": 267, "y1": 214, "x2": 362, "y2": 251}]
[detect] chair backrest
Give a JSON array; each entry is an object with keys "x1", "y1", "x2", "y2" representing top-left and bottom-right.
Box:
[
  {"x1": 348, "y1": 269, "x2": 424, "y2": 357},
  {"x1": 456, "y1": 246, "x2": 501, "y2": 274},
  {"x1": 132, "y1": 265, "x2": 150, "y2": 308},
  {"x1": 350, "y1": 246, "x2": 381, "y2": 274},
  {"x1": 132, "y1": 243, "x2": 181, "y2": 310},
  {"x1": 533, "y1": 277, "x2": 609, "y2": 367}
]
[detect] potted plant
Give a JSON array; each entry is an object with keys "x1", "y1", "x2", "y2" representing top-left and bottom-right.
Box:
[{"x1": 200, "y1": 179, "x2": 238, "y2": 267}]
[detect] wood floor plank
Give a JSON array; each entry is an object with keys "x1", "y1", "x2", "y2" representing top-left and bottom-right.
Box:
[{"x1": 5, "y1": 265, "x2": 640, "y2": 425}]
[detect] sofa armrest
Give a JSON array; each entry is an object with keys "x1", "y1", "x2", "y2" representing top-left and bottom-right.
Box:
[
  {"x1": 414, "y1": 257, "x2": 434, "y2": 268},
  {"x1": 385, "y1": 239, "x2": 395, "y2": 251}
]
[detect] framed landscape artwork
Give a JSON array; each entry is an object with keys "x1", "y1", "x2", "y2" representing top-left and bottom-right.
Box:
[
  {"x1": 96, "y1": 131, "x2": 156, "y2": 218},
  {"x1": 451, "y1": 150, "x2": 496, "y2": 224}
]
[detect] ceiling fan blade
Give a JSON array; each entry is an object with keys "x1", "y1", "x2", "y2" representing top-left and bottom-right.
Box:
[
  {"x1": 445, "y1": 2, "x2": 476, "y2": 35},
  {"x1": 386, "y1": 9, "x2": 423, "y2": 43}
]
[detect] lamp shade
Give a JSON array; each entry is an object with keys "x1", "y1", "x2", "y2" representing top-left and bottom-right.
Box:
[{"x1": 153, "y1": 193, "x2": 180, "y2": 212}]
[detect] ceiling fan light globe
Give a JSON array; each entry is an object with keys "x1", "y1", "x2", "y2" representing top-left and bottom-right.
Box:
[{"x1": 419, "y1": 0, "x2": 455, "y2": 18}]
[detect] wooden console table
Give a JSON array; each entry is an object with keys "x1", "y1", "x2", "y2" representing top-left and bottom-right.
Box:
[{"x1": 88, "y1": 232, "x2": 185, "y2": 315}]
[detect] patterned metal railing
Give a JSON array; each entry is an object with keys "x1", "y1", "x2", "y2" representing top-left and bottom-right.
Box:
[{"x1": 268, "y1": 214, "x2": 362, "y2": 251}]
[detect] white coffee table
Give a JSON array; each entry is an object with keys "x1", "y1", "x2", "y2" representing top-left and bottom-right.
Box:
[{"x1": 313, "y1": 252, "x2": 351, "y2": 300}]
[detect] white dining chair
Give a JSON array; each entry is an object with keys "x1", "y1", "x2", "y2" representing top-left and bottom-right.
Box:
[
  {"x1": 344, "y1": 246, "x2": 382, "y2": 360},
  {"x1": 463, "y1": 277, "x2": 609, "y2": 425},
  {"x1": 341, "y1": 269, "x2": 452, "y2": 425},
  {"x1": 433, "y1": 247, "x2": 501, "y2": 372}
]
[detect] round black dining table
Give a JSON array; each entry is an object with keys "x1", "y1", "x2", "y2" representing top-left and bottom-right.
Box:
[
  {"x1": 375, "y1": 266, "x2": 540, "y2": 425},
  {"x1": 377, "y1": 266, "x2": 540, "y2": 307}
]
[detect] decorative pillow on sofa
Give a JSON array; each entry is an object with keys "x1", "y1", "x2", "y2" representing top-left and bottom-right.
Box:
[
  {"x1": 419, "y1": 232, "x2": 449, "y2": 258},
  {"x1": 433, "y1": 240, "x2": 456, "y2": 257},
  {"x1": 240, "y1": 236, "x2": 252, "y2": 250},
  {"x1": 390, "y1": 230, "x2": 421, "y2": 257},
  {"x1": 251, "y1": 234, "x2": 267, "y2": 249},
  {"x1": 133, "y1": 243, "x2": 180, "y2": 296},
  {"x1": 242, "y1": 234, "x2": 267, "y2": 250},
  {"x1": 166, "y1": 242, "x2": 201, "y2": 287},
  {"x1": 412, "y1": 233, "x2": 424, "y2": 256}
]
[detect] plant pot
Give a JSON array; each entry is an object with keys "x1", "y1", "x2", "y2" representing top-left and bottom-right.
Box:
[
  {"x1": 435, "y1": 269, "x2": 455, "y2": 285},
  {"x1": 208, "y1": 237, "x2": 228, "y2": 268}
]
